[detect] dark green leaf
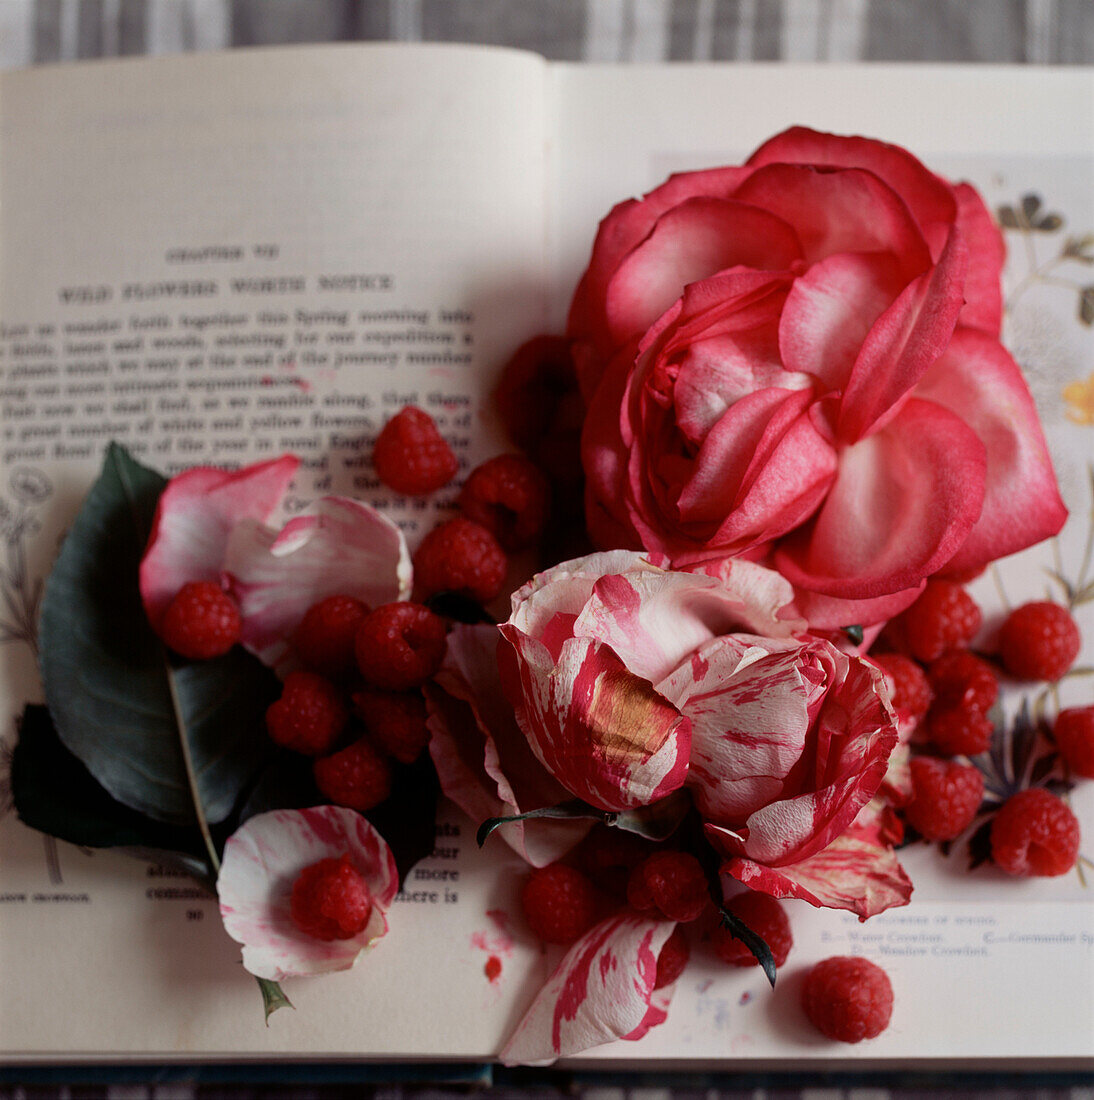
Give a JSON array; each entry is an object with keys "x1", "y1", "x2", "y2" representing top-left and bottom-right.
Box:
[
  {"x1": 425, "y1": 591, "x2": 497, "y2": 624},
  {"x1": 717, "y1": 905, "x2": 776, "y2": 987},
  {"x1": 11, "y1": 704, "x2": 210, "y2": 869},
  {"x1": 841, "y1": 624, "x2": 864, "y2": 646},
  {"x1": 38, "y1": 443, "x2": 278, "y2": 827},
  {"x1": 965, "y1": 816, "x2": 994, "y2": 870},
  {"x1": 996, "y1": 205, "x2": 1020, "y2": 229},
  {"x1": 1035, "y1": 214, "x2": 1063, "y2": 232},
  {"x1": 1021, "y1": 193, "x2": 1043, "y2": 220}
]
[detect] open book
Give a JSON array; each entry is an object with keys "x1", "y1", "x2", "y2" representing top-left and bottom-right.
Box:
[{"x1": 1, "y1": 43, "x2": 1092, "y2": 1071}]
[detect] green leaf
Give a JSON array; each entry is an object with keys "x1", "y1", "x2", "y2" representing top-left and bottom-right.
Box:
[
  {"x1": 259, "y1": 977, "x2": 293, "y2": 1021},
  {"x1": 38, "y1": 443, "x2": 279, "y2": 827},
  {"x1": 11, "y1": 703, "x2": 212, "y2": 875},
  {"x1": 717, "y1": 905, "x2": 777, "y2": 987},
  {"x1": 841, "y1": 624, "x2": 864, "y2": 646}
]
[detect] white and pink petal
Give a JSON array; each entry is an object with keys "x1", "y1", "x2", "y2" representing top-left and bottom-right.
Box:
[
  {"x1": 217, "y1": 805, "x2": 398, "y2": 981},
  {"x1": 499, "y1": 914, "x2": 678, "y2": 1065}
]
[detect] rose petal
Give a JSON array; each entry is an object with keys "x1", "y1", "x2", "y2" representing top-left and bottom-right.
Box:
[
  {"x1": 676, "y1": 556, "x2": 806, "y2": 636},
  {"x1": 715, "y1": 804, "x2": 913, "y2": 919},
  {"x1": 498, "y1": 630, "x2": 691, "y2": 812},
  {"x1": 223, "y1": 496, "x2": 412, "y2": 670},
  {"x1": 139, "y1": 455, "x2": 299, "y2": 628},
  {"x1": 774, "y1": 397, "x2": 986, "y2": 599},
  {"x1": 836, "y1": 227, "x2": 968, "y2": 442},
  {"x1": 732, "y1": 163, "x2": 931, "y2": 276},
  {"x1": 779, "y1": 251, "x2": 906, "y2": 394},
  {"x1": 605, "y1": 198, "x2": 803, "y2": 345},
  {"x1": 914, "y1": 327, "x2": 1068, "y2": 574},
  {"x1": 217, "y1": 805, "x2": 398, "y2": 980},
  {"x1": 424, "y1": 624, "x2": 591, "y2": 867},
  {"x1": 499, "y1": 914, "x2": 677, "y2": 1065},
  {"x1": 953, "y1": 182, "x2": 1006, "y2": 334},
  {"x1": 746, "y1": 126, "x2": 958, "y2": 241}
]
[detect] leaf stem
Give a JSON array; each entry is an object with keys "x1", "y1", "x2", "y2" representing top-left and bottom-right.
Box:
[{"x1": 163, "y1": 654, "x2": 220, "y2": 876}]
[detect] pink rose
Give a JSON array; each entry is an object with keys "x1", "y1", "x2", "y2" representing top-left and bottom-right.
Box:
[
  {"x1": 572, "y1": 127, "x2": 1066, "y2": 628},
  {"x1": 496, "y1": 552, "x2": 910, "y2": 918}
]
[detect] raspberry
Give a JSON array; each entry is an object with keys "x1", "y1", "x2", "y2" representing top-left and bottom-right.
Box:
[
  {"x1": 458, "y1": 454, "x2": 551, "y2": 551},
  {"x1": 904, "y1": 756, "x2": 985, "y2": 841},
  {"x1": 354, "y1": 602, "x2": 447, "y2": 691},
  {"x1": 711, "y1": 891, "x2": 793, "y2": 968},
  {"x1": 293, "y1": 594, "x2": 369, "y2": 679},
  {"x1": 289, "y1": 855, "x2": 373, "y2": 940},
  {"x1": 266, "y1": 670, "x2": 347, "y2": 755},
  {"x1": 990, "y1": 787, "x2": 1081, "y2": 877},
  {"x1": 412, "y1": 517, "x2": 507, "y2": 604},
  {"x1": 521, "y1": 863, "x2": 601, "y2": 945},
  {"x1": 998, "y1": 601, "x2": 1081, "y2": 682},
  {"x1": 899, "y1": 580, "x2": 981, "y2": 663},
  {"x1": 494, "y1": 334, "x2": 583, "y2": 485},
  {"x1": 872, "y1": 653, "x2": 932, "y2": 721},
  {"x1": 313, "y1": 736, "x2": 393, "y2": 812},
  {"x1": 924, "y1": 703, "x2": 994, "y2": 756},
  {"x1": 926, "y1": 650, "x2": 998, "y2": 713},
  {"x1": 1054, "y1": 706, "x2": 1094, "y2": 779},
  {"x1": 654, "y1": 926, "x2": 690, "y2": 989},
  {"x1": 372, "y1": 406, "x2": 458, "y2": 495},
  {"x1": 626, "y1": 850, "x2": 710, "y2": 923},
  {"x1": 801, "y1": 956, "x2": 894, "y2": 1043},
  {"x1": 158, "y1": 581, "x2": 241, "y2": 660},
  {"x1": 351, "y1": 688, "x2": 431, "y2": 764}
]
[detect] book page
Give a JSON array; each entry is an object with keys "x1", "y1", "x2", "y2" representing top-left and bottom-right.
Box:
[
  {"x1": 547, "y1": 63, "x2": 1094, "y2": 1066},
  {"x1": 0, "y1": 43, "x2": 553, "y2": 1063}
]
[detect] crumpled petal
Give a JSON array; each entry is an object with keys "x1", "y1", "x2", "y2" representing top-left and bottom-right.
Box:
[
  {"x1": 498, "y1": 629, "x2": 692, "y2": 812},
  {"x1": 223, "y1": 496, "x2": 412, "y2": 670},
  {"x1": 424, "y1": 623, "x2": 591, "y2": 867},
  {"x1": 139, "y1": 455, "x2": 299, "y2": 628},
  {"x1": 713, "y1": 802, "x2": 912, "y2": 920},
  {"x1": 217, "y1": 805, "x2": 398, "y2": 980},
  {"x1": 499, "y1": 914, "x2": 677, "y2": 1066}
]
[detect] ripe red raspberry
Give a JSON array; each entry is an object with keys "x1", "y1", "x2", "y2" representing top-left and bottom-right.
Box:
[
  {"x1": 998, "y1": 602, "x2": 1081, "y2": 682},
  {"x1": 990, "y1": 787, "x2": 1081, "y2": 877},
  {"x1": 313, "y1": 736, "x2": 393, "y2": 812},
  {"x1": 372, "y1": 405, "x2": 458, "y2": 495},
  {"x1": 925, "y1": 703, "x2": 994, "y2": 756},
  {"x1": 654, "y1": 926, "x2": 690, "y2": 989},
  {"x1": 293, "y1": 594, "x2": 369, "y2": 679},
  {"x1": 711, "y1": 891, "x2": 793, "y2": 968},
  {"x1": 412, "y1": 517, "x2": 507, "y2": 603},
  {"x1": 899, "y1": 580, "x2": 982, "y2": 663},
  {"x1": 802, "y1": 956, "x2": 894, "y2": 1043},
  {"x1": 458, "y1": 454, "x2": 551, "y2": 551},
  {"x1": 352, "y1": 688, "x2": 431, "y2": 764},
  {"x1": 576, "y1": 825, "x2": 654, "y2": 900},
  {"x1": 904, "y1": 756, "x2": 985, "y2": 841},
  {"x1": 626, "y1": 850, "x2": 710, "y2": 923},
  {"x1": 354, "y1": 601, "x2": 447, "y2": 691},
  {"x1": 872, "y1": 652, "x2": 932, "y2": 721},
  {"x1": 289, "y1": 855, "x2": 373, "y2": 940},
  {"x1": 1054, "y1": 706, "x2": 1094, "y2": 779},
  {"x1": 493, "y1": 334, "x2": 583, "y2": 486},
  {"x1": 927, "y1": 650, "x2": 998, "y2": 713},
  {"x1": 159, "y1": 581, "x2": 241, "y2": 660},
  {"x1": 266, "y1": 670, "x2": 347, "y2": 755},
  {"x1": 520, "y1": 863, "x2": 601, "y2": 945}
]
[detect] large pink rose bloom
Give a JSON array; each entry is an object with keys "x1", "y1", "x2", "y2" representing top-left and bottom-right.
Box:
[
  {"x1": 573, "y1": 127, "x2": 1066, "y2": 627},
  {"x1": 497, "y1": 552, "x2": 910, "y2": 918}
]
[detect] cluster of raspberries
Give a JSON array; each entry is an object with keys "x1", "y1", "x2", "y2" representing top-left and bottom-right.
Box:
[
  {"x1": 873, "y1": 579, "x2": 1088, "y2": 877},
  {"x1": 156, "y1": 404, "x2": 555, "y2": 818}
]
